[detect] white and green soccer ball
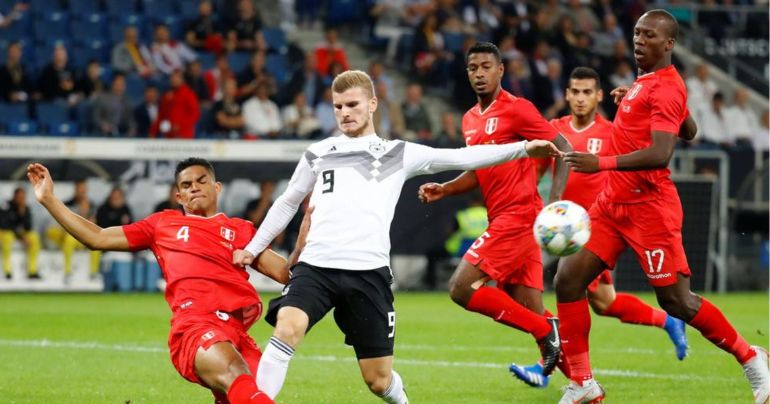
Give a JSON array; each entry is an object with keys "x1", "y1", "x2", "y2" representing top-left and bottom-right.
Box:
[{"x1": 533, "y1": 200, "x2": 591, "y2": 257}]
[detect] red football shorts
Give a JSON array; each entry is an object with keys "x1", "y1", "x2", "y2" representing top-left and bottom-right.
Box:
[
  {"x1": 463, "y1": 219, "x2": 543, "y2": 291},
  {"x1": 168, "y1": 311, "x2": 262, "y2": 386},
  {"x1": 584, "y1": 196, "x2": 691, "y2": 287},
  {"x1": 587, "y1": 270, "x2": 613, "y2": 293}
]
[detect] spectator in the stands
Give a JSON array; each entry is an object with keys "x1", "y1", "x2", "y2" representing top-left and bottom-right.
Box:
[
  {"x1": 372, "y1": 80, "x2": 405, "y2": 140},
  {"x1": 726, "y1": 88, "x2": 759, "y2": 150},
  {"x1": 243, "y1": 181, "x2": 275, "y2": 228},
  {"x1": 314, "y1": 27, "x2": 350, "y2": 77},
  {"x1": 754, "y1": 110, "x2": 769, "y2": 152},
  {"x1": 0, "y1": 2, "x2": 28, "y2": 30},
  {"x1": 185, "y1": 0, "x2": 225, "y2": 55},
  {"x1": 134, "y1": 85, "x2": 159, "y2": 136},
  {"x1": 153, "y1": 69, "x2": 200, "y2": 138},
  {"x1": 237, "y1": 51, "x2": 276, "y2": 101},
  {"x1": 567, "y1": 0, "x2": 599, "y2": 33},
  {"x1": 204, "y1": 53, "x2": 234, "y2": 102},
  {"x1": 552, "y1": 15, "x2": 578, "y2": 60},
  {"x1": 686, "y1": 63, "x2": 718, "y2": 115},
  {"x1": 46, "y1": 180, "x2": 100, "y2": 279},
  {"x1": 150, "y1": 24, "x2": 197, "y2": 76},
  {"x1": 402, "y1": 82, "x2": 432, "y2": 141},
  {"x1": 76, "y1": 60, "x2": 105, "y2": 100},
  {"x1": 96, "y1": 187, "x2": 133, "y2": 229},
  {"x1": 501, "y1": 55, "x2": 533, "y2": 100},
  {"x1": 542, "y1": 58, "x2": 566, "y2": 119},
  {"x1": 411, "y1": 13, "x2": 452, "y2": 86},
  {"x1": 37, "y1": 44, "x2": 77, "y2": 104},
  {"x1": 599, "y1": 38, "x2": 632, "y2": 78},
  {"x1": 111, "y1": 26, "x2": 154, "y2": 78},
  {"x1": 695, "y1": 92, "x2": 731, "y2": 149},
  {"x1": 450, "y1": 35, "x2": 478, "y2": 111},
  {"x1": 284, "y1": 52, "x2": 322, "y2": 107},
  {"x1": 243, "y1": 80, "x2": 282, "y2": 139},
  {"x1": 281, "y1": 91, "x2": 321, "y2": 139},
  {"x1": 227, "y1": 0, "x2": 266, "y2": 52},
  {"x1": 368, "y1": 60, "x2": 394, "y2": 101},
  {"x1": 609, "y1": 59, "x2": 635, "y2": 89},
  {"x1": 0, "y1": 187, "x2": 41, "y2": 280},
  {"x1": 92, "y1": 73, "x2": 136, "y2": 137},
  {"x1": 497, "y1": 36, "x2": 523, "y2": 62},
  {"x1": 153, "y1": 184, "x2": 180, "y2": 212},
  {"x1": 212, "y1": 77, "x2": 245, "y2": 138},
  {"x1": 295, "y1": 0, "x2": 322, "y2": 28},
  {"x1": 461, "y1": 0, "x2": 501, "y2": 35},
  {"x1": 314, "y1": 86, "x2": 336, "y2": 137},
  {"x1": 0, "y1": 41, "x2": 32, "y2": 103},
  {"x1": 435, "y1": 111, "x2": 464, "y2": 149},
  {"x1": 322, "y1": 61, "x2": 345, "y2": 87},
  {"x1": 591, "y1": 13, "x2": 624, "y2": 58},
  {"x1": 184, "y1": 60, "x2": 211, "y2": 105}
]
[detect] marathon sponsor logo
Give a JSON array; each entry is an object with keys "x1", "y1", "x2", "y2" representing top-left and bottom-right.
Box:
[{"x1": 646, "y1": 273, "x2": 671, "y2": 280}]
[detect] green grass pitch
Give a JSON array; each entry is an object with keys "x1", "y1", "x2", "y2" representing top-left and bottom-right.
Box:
[{"x1": 0, "y1": 292, "x2": 766, "y2": 403}]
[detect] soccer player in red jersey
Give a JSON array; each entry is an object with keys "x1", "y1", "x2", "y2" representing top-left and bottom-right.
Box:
[
  {"x1": 555, "y1": 10, "x2": 769, "y2": 403},
  {"x1": 510, "y1": 66, "x2": 689, "y2": 388},
  {"x1": 26, "y1": 158, "x2": 305, "y2": 404},
  {"x1": 418, "y1": 42, "x2": 573, "y2": 376}
]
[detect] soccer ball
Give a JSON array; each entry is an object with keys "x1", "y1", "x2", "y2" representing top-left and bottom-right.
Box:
[{"x1": 533, "y1": 200, "x2": 591, "y2": 256}]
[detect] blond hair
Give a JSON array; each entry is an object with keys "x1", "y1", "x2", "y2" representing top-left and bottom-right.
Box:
[{"x1": 331, "y1": 70, "x2": 375, "y2": 99}]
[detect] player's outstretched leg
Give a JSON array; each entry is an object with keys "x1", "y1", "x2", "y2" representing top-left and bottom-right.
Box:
[
  {"x1": 589, "y1": 282, "x2": 688, "y2": 360},
  {"x1": 449, "y1": 260, "x2": 561, "y2": 375},
  {"x1": 195, "y1": 342, "x2": 274, "y2": 404},
  {"x1": 509, "y1": 362, "x2": 549, "y2": 388},
  {"x1": 654, "y1": 276, "x2": 769, "y2": 403},
  {"x1": 359, "y1": 357, "x2": 408, "y2": 404},
  {"x1": 257, "y1": 307, "x2": 306, "y2": 399}
]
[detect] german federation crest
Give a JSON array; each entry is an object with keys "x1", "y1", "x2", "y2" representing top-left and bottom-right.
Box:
[
  {"x1": 587, "y1": 138, "x2": 603, "y2": 155},
  {"x1": 484, "y1": 117, "x2": 498, "y2": 135}
]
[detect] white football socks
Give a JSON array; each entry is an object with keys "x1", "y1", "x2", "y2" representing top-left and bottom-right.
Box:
[
  {"x1": 380, "y1": 370, "x2": 408, "y2": 404},
  {"x1": 256, "y1": 336, "x2": 294, "y2": 399}
]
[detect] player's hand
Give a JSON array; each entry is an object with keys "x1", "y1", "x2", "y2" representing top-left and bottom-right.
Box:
[
  {"x1": 564, "y1": 152, "x2": 599, "y2": 173},
  {"x1": 610, "y1": 86, "x2": 630, "y2": 105},
  {"x1": 26, "y1": 163, "x2": 55, "y2": 204},
  {"x1": 232, "y1": 249, "x2": 255, "y2": 267},
  {"x1": 525, "y1": 140, "x2": 563, "y2": 158},
  {"x1": 418, "y1": 182, "x2": 446, "y2": 203}
]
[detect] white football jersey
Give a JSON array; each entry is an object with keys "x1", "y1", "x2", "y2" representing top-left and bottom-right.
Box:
[{"x1": 245, "y1": 133, "x2": 528, "y2": 270}]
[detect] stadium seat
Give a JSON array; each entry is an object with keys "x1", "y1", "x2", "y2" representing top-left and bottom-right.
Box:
[
  {"x1": 68, "y1": 0, "x2": 103, "y2": 15},
  {"x1": 152, "y1": 14, "x2": 184, "y2": 40},
  {"x1": 7, "y1": 120, "x2": 38, "y2": 135},
  {"x1": 75, "y1": 100, "x2": 93, "y2": 135},
  {"x1": 325, "y1": 0, "x2": 361, "y2": 27},
  {"x1": 28, "y1": 0, "x2": 64, "y2": 12},
  {"x1": 197, "y1": 51, "x2": 215, "y2": 70},
  {"x1": 46, "y1": 121, "x2": 79, "y2": 137},
  {"x1": 395, "y1": 32, "x2": 414, "y2": 70},
  {"x1": 105, "y1": 0, "x2": 136, "y2": 17},
  {"x1": 71, "y1": 13, "x2": 107, "y2": 40},
  {"x1": 1, "y1": 11, "x2": 32, "y2": 41},
  {"x1": 0, "y1": 102, "x2": 30, "y2": 122},
  {"x1": 177, "y1": 0, "x2": 200, "y2": 21},
  {"x1": 227, "y1": 52, "x2": 250, "y2": 74},
  {"x1": 262, "y1": 27, "x2": 287, "y2": 54},
  {"x1": 36, "y1": 101, "x2": 70, "y2": 122},
  {"x1": 443, "y1": 32, "x2": 464, "y2": 53},
  {"x1": 124, "y1": 73, "x2": 147, "y2": 105},
  {"x1": 142, "y1": 0, "x2": 176, "y2": 16},
  {"x1": 265, "y1": 54, "x2": 290, "y2": 86},
  {"x1": 34, "y1": 12, "x2": 69, "y2": 42}
]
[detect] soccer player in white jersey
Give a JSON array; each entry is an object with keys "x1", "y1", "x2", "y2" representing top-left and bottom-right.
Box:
[{"x1": 232, "y1": 70, "x2": 561, "y2": 403}]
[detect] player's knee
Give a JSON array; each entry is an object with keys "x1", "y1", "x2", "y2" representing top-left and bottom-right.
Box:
[
  {"x1": 588, "y1": 295, "x2": 610, "y2": 315},
  {"x1": 273, "y1": 311, "x2": 308, "y2": 347},
  {"x1": 448, "y1": 279, "x2": 471, "y2": 307},
  {"x1": 364, "y1": 373, "x2": 390, "y2": 396},
  {"x1": 553, "y1": 271, "x2": 580, "y2": 300},
  {"x1": 656, "y1": 293, "x2": 698, "y2": 321}
]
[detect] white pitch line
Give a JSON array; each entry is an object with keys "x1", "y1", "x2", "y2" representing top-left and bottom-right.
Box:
[{"x1": 0, "y1": 338, "x2": 736, "y2": 382}]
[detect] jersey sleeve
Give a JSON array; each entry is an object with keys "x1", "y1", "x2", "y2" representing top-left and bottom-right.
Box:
[
  {"x1": 403, "y1": 141, "x2": 528, "y2": 177},
  {"x1": 650, "y1": 81, "x2": 686, "y2": 135},
  {"x1": 122, "y1": 211, "x2": 163, "y2": 251},
  {"x1": 515, "y1": 100, "x2": 559, "y2": 141},
  {"x1": 244, "y1": 154, "x2": 315, "y2": 256}
]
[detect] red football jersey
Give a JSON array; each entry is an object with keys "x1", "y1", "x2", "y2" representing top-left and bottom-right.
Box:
[
  {"x1": 463, "y1": 89, "x2": 558, "y2": 222},
  {"x1": 550, "y1": 114, "x2": 613, "y2": 210},
  {"x1": 123, "y1": 210, "x2": 262, "y2": 328},
  {"x1": 605, "y1": 65, "x2": 687, "y2": 203}
]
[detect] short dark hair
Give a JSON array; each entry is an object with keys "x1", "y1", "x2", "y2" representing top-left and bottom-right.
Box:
[
  {"x1": 569, "y1": 67, "x2": 601, "y2": 88},
  {"x1": 644, "y1": 9, "x2": 679, "y2": 39},
  {"x1": 466, "y1": 42, "x2": 501, "y2": 64},
  {"x1": 174, "y1": 157, "x2": 215, "y2": 183}
]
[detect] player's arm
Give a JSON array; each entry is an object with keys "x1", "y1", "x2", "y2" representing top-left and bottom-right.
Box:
[
  {"x1": 234, "y1": 157, "x2": 315, "y2": 266},
  {"x1": 418, "y1": 170, "x2": 478, "y2": 204},
  {"x1": 249, "y1": 206, "x2": 313, "y2": 284},
  {"x1": 678, "y1": 113, "x2": 697, "y2": 141},
  {"x1": 565, "y1": 131, "x2": 676, "y2": 173},
  {"x1": 26, "y1": 163, "x2": 131, "y2": 251},
  {"x1": 548, "y1": 134, "x2": 572, "y2": 203}
]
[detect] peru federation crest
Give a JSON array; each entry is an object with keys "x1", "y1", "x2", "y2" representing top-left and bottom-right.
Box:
[
  {"x1": 626, "y1": 83, "x2": 643, "y2": 100},
  {"x1": 586, "y1": 138, "x2": 603, "y2": 155},
  {"x1": 484, "y1": 117, "x2": 498, "y2": 135}
]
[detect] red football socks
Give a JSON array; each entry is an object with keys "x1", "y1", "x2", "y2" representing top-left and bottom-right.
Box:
[
  {"x1": 688, "y1": 297, "x2": 755, "y2": 364},
  {"x1": 228, "y1": 374, "x2": 274, "y2": 404},
  {"x1": 603, "y1": 293, "x2": 667, "y2": 327},
  {"x1": 557, "y1": 299, "x2": 593, "y2": 383},
  {"x1": 466, "y1": 286, "x2": 552, "y2": 340}
]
